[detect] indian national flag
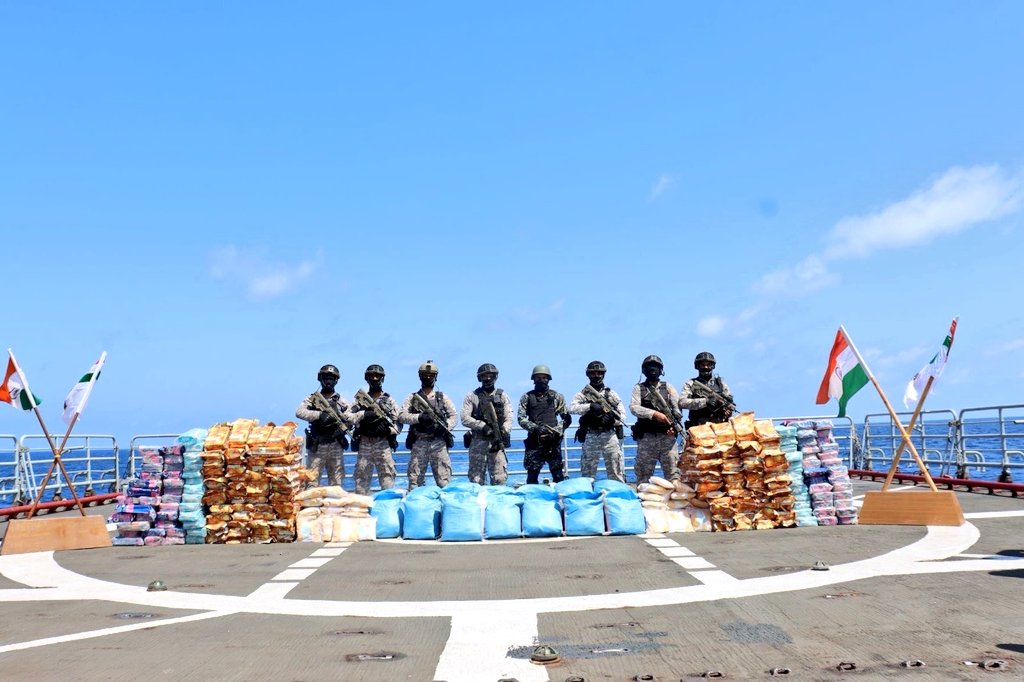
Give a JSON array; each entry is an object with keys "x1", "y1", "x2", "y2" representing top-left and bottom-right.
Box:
[
  {"x1": 816, "y1": 328, "x2": 869, "y2": 418},
  {"x1": 903, "y1": 317, "x2": 958, "y2": 408},
  {"x1": 0, "y1": 351, "x2": 41, "y2": 410},
  {"x1": 62, "y1": 352, "x2": 106, "y2": 424}
]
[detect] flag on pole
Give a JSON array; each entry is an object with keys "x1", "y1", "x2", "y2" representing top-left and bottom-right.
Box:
[
  {"x1": 903, "y1": 317, "x2": 958, "y2": 408},
  {"x1": 0, "y1": 350, "x2": 42, "y2": 410},
  {"x1": 816, "y1": 328, "x2": 869, "y2": 417},
  {"x1": 62, "y1": 352, "x2": 106, "y2": 424}
]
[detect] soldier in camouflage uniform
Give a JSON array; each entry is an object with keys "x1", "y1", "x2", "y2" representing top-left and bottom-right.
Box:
[
  {"x1": 517, "y1": 365, "x2": 572, "y2": 484},
  {"x1": 295, "y1": 364, "x2": 352, "y2": 488},
  {"x1": 629, "y1": 354, "x2": 681, "y2": 485},
  {"x1": 569, "y1": 360, "x2": 627, "y2": 482},
  {"x1": 678, "y1": 351, "x2": 734, "y2": 428},
  {"x1": 349, "y1": 364, "x2": 402, "y2": 495},
  {"x1": 461, "y1": 363, "x2": 514, "y2": 486},
  {"x1": 398, "y1": 360, "x2": 458, "y2": 489}
]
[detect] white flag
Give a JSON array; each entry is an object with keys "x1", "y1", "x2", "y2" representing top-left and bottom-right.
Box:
[
  {"x1": 62, "y1": 352, "x2": 106, "y2": 424},
  {"x1": 903, "y1": 318, "x2": 957, "y2": 409}
]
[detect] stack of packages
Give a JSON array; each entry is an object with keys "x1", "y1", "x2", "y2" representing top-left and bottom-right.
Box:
[
  {"x1": 682, "y1": 413, "x2": 797, "y2": 531},
  {"x1": 778, "y1": 424, "x2": 816, "y2": 526},
  {"x1": 795, "y1": 420, "x2": 837, "y2": 526},
  {"x1": 111, "y1": 473, "x2": 158, "y2": 546},
  {"x1": 815, "y1": 420, "x2": 858, "y2": 525},
  {"x1": 595, "y1": 479, "x2": 647, "y2": 535},
  {"x1": 177, "y1": 429, "x2": 208, "y2": 543},
  {"x1": 201, "y1": 422, "x2": 229, "y2": 542},
  {"x1": 258, "y1": 421, "x2": 305, "y2": 542},
  {"x1": 638, "y1": 475, "x2": 711, "y2": 533},
  {"x1": 295, "y1": 486, "x2": 376, "y2": 542},
  {"x1": 157, "y1": 445, "x2": 186, "y2": 545}
]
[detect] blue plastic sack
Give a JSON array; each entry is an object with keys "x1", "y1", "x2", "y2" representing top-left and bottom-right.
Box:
[
  {"x1": 594, "y1": 479, "x2": 636, "y2": 498},
  {"x1": 604, "y1": 496, "x2": 645, "y2": 535},
  {"x1": 440, "y1": 493, "x2": 484, "y2": 542},
  {"x1": 484, "y1": 503, "x2": 522, "y2": 539},
  {"x1": 522, "y1": 498, "x2": 563, "y2": 537},
  {"x1": 555, "y1": 477, "x2": 593, "y2": 497},
  {"x1": 403, "y1": 497, "x2": 442, "y2": 539},
  {"x1": 406, "y1": 485, "x2": 442, "y2": 500},
  {"x1": 563, "y1": 493, "x2": 606, "y2": 536},
  {"x1": 518, "y1": 484, "x2": 558, "y2": 501},
  {"x1": 442, "y1": 481, "x2": 481, "y2": 495},
  {"x1": 371, "y1": 498, "x2": 404, "y2": 538},
  {"x1": 374, "y1": 488, "x2": 406, "y2": 501}
]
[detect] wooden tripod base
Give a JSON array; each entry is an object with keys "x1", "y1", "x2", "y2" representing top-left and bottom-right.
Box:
[
  {"x1": 1, "y1": 515, "x2": 112, "y2": 555},
  {"x1": 858, "y1": 490, "x2": 965, "y2": 526}
]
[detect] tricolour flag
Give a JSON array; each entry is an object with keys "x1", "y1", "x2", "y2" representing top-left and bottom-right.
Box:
[
  {"x1": 816, "y1": 328, "x2": 869, "y2": 417},
  {"x1": 903, "y1": 317, "x2": 958, "y2": 409},
  {"x1": 0, "y1": 350, "x2": 41, "y2": 410},
  {"x1": 62, "y1": 352, "x2": 106, "y2": 424}
]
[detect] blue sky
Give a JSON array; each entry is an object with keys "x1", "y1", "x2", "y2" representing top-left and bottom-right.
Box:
[{"x1": 2, "y1": 3, "x2": 1022, "y2": 444}]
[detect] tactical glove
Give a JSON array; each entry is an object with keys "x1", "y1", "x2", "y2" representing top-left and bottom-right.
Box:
[
  {"x1": 599, "y1": 413, "x2": 617, "y2": 428},
  {"x1": 481, "y1": 425, "x2": 494, "y2": 438},
  {"x1": 417, "y1": 412, "x2": 432, "y2": 425},
  {"x1": 318, "y1": 411, "x2": 333, "y2": 423},
  {"x1": 589, "y1": 402, "x2": 605, "y2": 415}
]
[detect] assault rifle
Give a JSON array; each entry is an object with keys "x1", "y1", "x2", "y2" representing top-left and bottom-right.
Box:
[
  {"x1": 581, "y1": 384, "x2": 625, "y2": 426},
  {"x1": 645, "y1": 384, "x2": 686, "y2": 435},
  {"x1": 688, "y1": 380, "x2": 737, "y2": 413},
  {"x1": 354, "y1": 389, "x2": 398, "y2": 432},
  {"x1": 479, "y1": 393, "x2": 508, "y2": 453},
  {"x1": 309, "y1": 392, "x2": 350, "y2": 435},
  {"x1": 411, "y1": 392, "x2": 456, "y2": 447}
]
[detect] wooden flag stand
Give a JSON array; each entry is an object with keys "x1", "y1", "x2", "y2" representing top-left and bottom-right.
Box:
[
  {"x1": 841, "y1": 339, "x2": 964, "y2": 526},
  {"x1": 2, "y1": 404, "x2": 111, "y2": 555}
]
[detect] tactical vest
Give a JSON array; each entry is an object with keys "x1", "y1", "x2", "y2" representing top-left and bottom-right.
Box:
[
  {"x1": 685, "y1": 376, "x2": 728, "y2": 426},
  {"x1": 578, "y1": 386, "x2": 614, "y2": 431},
  {"x1": 308, "y1": 393, "x2": 345, "y2": 443},
  {"x1": 410, "y1": 390, "x2": 450, "y2": 437},
  {"x1": 634, "y1": 382, "x2": 673, "y2": 435},
  {"x1": 471, "y1": 388, "x2": 505, "y2": 427},
  {"x1": 355, "y1": 392, "x2": 394, "y2": 438},
  {"x1": 525, "y1": 390, "x2": 559, "y2": 427}
]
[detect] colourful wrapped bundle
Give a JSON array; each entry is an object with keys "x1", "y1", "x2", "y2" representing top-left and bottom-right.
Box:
[{"x1": 113, "y1": 537, "x2": 145, "y2": 546}]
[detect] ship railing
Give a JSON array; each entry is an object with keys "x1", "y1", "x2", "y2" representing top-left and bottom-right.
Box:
[
  {"x1": 14, "y1": 435, "x2": 119, "y2": 504},
  {"x1": 0, "y1": 435, "x2": 22, "y2": 507},
  {"x1": 956, "y1": 405, "x2": 1024, "y2": 480},
  {"x1": 861, "y1": 409, "x2": 959, "y2": 477}
]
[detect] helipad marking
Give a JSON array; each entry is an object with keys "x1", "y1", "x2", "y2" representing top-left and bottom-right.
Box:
[
  {"x1": 964, "y1": 510, "x2": 1024, "y2": 519},
  {"x1": 645, "y1": 538, "x2": 678, "y2": 548},
  {"x1": 310, "y1": 548, "x2": 345, "y2": 557},
  {"x1": 272, "y1": 568, "x2": 316, "y2": 581},
  {"x1": 661, "y1": 546, "x2": 696, "y2": 557},
  {"x1": 691, "y1": 570, "x2": 739, "y2": 585},
  {"x1": 672, "y1": 557, "x2": 716, "y2": 570},
  {"x1": 289, "y1": 557, "x2": 333, "y2": 569},
  {"x1": 435, "y1": 611, "x2": 546, "y2": 682}
]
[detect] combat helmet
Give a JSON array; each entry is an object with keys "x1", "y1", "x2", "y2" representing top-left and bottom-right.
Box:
[
  {"x1": 531, "y1": 364, "x2": 552, "y2": 380},
  {"x1": 585, "y1": 360, "x2": 606, "y2": 374},
  {"x1": 641, "y1": 354, "x2": 664, "y2": 370},
  {"x1": 418, "y1": 360, "x2": 439, "y2": 376},
  {"x1": 477, "y1": 363, "x2": 499, "y2": 379},
  {"x1": 694, "y1": 351, "x2": 716, "y2": 369},
  {"x1": 317, "y1": 364, "x2": 340, "y2": 381},
  {"x1": 364, "y1": 364, "x2": 385, "y2": 378}
]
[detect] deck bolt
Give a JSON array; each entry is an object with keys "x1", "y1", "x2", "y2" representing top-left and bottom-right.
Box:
[
  {"x1": 146, "y1": 580, "x2": 167, "y2": 592},
  {"x1": 769, "y1": 667, "x2": 791, "y2": 676},
  {"x1": 901, "y1": 659, "x2": 926, "y2": 668},
  {"x1": 812, "y1": 560, "x2": 830, "y2": 571},
  {"x1": 836, "y1": 661, "x2": 856, "y2": 671},
  {"x1": 981, "y1": 659, "x2": 1007, "y2": 670}
]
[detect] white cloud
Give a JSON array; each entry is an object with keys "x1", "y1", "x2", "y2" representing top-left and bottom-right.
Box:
[
  {"x1": 210, "y1": 245, "x2": 323, "y2": 299},
  {"x1": 696, "y1": 315, "x2": 726, "y2": 337},
  {"x1": 753, "y1": 164, "x2": 1023, "y2": 297},
  {"x1": 648, "y1": 173, "x2": 676, "y2": 201}
]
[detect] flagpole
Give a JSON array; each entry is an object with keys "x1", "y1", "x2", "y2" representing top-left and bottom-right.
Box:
[
  {"x1": 839, "y1": 326, "x2": 939, "y2": 492},
  {"x1": 882, "y1": 376, "x2": 935, "y2": 491}
]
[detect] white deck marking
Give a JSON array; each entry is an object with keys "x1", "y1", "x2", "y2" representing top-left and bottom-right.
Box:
[
  {"x1": 248, "y1": 582, "x2": 299, "y2": 598},
  {"x1": 645, "y1": 538, "x2": 679, "y2": 547},
  {"x1": 691, "y1": 570, "x2": 740, "y2": 585},
  {"x1": 964, "y1": 510, "x2": 1024, "y2": 519},
  {"x1": 435, "y1": 611, "x2": 546, "y2": 682},
  {"x1": 672, "y1": 557, "x2": 716, "y2": 570},
  {"x1": 310, "y1": 548, "x2": 346, "y2": 557},
  {"x1": 271, "y1": 568, "x2": 316, "y2": 581},
  {"x1": 956, "y1": 553, "x2": 1021, "y2": 560},
  {"x1": 660, "y1": 546, "x2": 696, "y2": 557},
  {"x1": 0, "y1": 610, "x2": 236, "y2": 654},
  {"x1": 289, "y1": 557, "x2": 333, "y2": 568}
]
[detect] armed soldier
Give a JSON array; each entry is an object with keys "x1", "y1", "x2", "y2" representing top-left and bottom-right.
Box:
[
  {"x1": 397, "y1": 360, "x2": 458, "y2": 489},
  {"x1": 629, "y1": 354, "x2": 682, "y2": 485},
  {"x1": 349, "y1": 364, "x2": 402, "y2": 495},
  {"x1": 678, "y1": 351, "x2": 735, "y2": 428},
  {"x1": 569, "y1": 360, "x2": 627, "y2": 482},
  {"x1": 295, "y1": 364, "x2": 352, "y2": 488},
  {"x1": 461, "y1": 363, "x2": 514, "y2": 486},
  {"x1": 517, "y1": 365, "x2": 572, "y2": 484}
]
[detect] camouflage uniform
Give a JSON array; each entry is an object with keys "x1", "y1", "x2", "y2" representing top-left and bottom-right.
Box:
[
  {"x1": 569, "y1": 387, "x2": 627, "y2": 482},
  {"x1": 461, "y1": 389, "x2": 514, "y2": 486},
  {"x1": 398, "y1": 389, "x2": 458, "y2": 489},
  {"x1": 517, "y1": 389, "x2": 570, "y2": 484},
  {"x1": 295, "y1": 392, "x2": 353, "y2": 488},
  {"x1": 678, "y1": 376, "x2": 734, "y2": 428},
  {"x1": 629, "y1": 381, "x2": 681, "y2": 485},
  {"x1": 349, "y1": 392, "x2": 402, "y2": 495}
]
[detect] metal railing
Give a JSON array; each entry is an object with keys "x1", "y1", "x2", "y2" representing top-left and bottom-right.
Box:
[
  {"x1": 861, "y1": 409, "x2": 959, "y2": 476},
  {"x1": 12, "y1": 434, "x2": 120, "y2": 504},
  {"x1": 957, "y1": 405, "x2": 1024, "y2": 480},
  {"x1": 0, "y1": 435, "x2": 21, "y2": 507}
]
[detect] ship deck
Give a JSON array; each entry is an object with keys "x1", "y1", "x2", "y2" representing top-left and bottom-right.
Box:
[{"x1": 1, "y1": 479, "x2": 1022, "y2": 681}]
